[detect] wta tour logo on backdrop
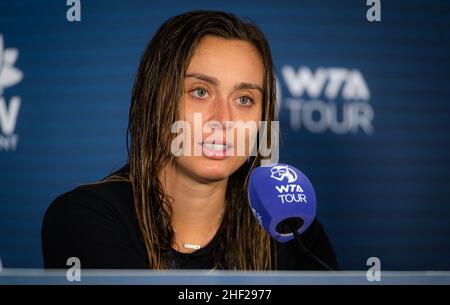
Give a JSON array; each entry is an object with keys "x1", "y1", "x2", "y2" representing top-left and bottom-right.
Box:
[
  {"x1": 0, "y1": 34, "x2": 22, "y2": 151},
  {"x1": 278, "y1": 66, "x2": 374, "y2": 135}
]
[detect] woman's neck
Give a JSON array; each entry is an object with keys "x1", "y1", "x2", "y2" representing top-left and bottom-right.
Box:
[{"x1": 159, "y1": 162, "x2": 227, "y2": 253}]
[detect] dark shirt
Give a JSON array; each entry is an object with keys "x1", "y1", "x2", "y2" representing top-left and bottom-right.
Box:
[{"x1": 42, "y1": 165, "x2": 339, "y2": 270}]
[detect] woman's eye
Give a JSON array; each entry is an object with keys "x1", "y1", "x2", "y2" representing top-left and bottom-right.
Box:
[
  {"x1": 237, "y1": 95, "x2": 254, "y2": 106},
  {"x1": 190, "y1": 88, "x2": 209, "y2": 99}
]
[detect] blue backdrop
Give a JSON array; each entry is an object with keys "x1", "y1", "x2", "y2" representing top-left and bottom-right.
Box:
[{"x1": 1, "y1": 0, "x2": 449, "y2": 270}]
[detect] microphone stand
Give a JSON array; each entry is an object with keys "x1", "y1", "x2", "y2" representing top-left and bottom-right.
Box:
[{"x1": 287, "y1": 221, "x2": 334, "y2": 271}]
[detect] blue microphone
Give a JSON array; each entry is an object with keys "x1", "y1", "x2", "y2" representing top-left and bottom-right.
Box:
[{"x1": 248, "y1": 163, "x2": 333, "y2": 270}]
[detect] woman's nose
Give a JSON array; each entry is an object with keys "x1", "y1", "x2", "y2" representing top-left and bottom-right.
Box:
[{"x1": 208, "y1": 96, "x2": 233, "y2": 128}]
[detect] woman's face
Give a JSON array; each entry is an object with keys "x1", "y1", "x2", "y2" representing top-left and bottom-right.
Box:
[{"x1": 174, "y1": 35, "x2": 264, "y2": 183}]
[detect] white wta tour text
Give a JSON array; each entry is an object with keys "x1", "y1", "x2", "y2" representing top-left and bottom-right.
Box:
[
  {"x1": 0, "y1": 34, "x2": 22, "y2": 151},
  {"x1": 279, "y1": 66, "x2": 374, "y2": 135}
]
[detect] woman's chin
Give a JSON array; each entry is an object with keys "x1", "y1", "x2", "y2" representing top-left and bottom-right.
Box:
[
  {"x1": 194, "y1": 160, "x2": 233, "y2": 182},
  {"x1": 174, "y1": 155, "x2": 245, "y2": 183}
]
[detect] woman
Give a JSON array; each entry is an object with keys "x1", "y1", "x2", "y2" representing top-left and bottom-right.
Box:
[{"x1": 42, "y1": 10, "x2": 339, "y2": 270}]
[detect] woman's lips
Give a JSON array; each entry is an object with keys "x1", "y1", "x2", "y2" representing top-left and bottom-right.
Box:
[{"x1": 199, "y1": 141, "x2": 233, "y2": 159}]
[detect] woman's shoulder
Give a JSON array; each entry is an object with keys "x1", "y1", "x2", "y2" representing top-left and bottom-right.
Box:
[
  {"x1": 44, "y1": 164, "x2": 134, "y2": 224},
  {"x1": 41, "y1": 164, "x2": 148, "y2": 268}
]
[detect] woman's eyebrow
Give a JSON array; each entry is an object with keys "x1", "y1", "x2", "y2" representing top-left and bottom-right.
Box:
[
  {"x1": 234, "y1": 82, "x2": 263, "y2": 94},
  {"x1": 185, "y1": 73, "x2": 219, "y2": 86},
  {"x1": 185, "y1": 73, "x2": 263, "y2": 93}
]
